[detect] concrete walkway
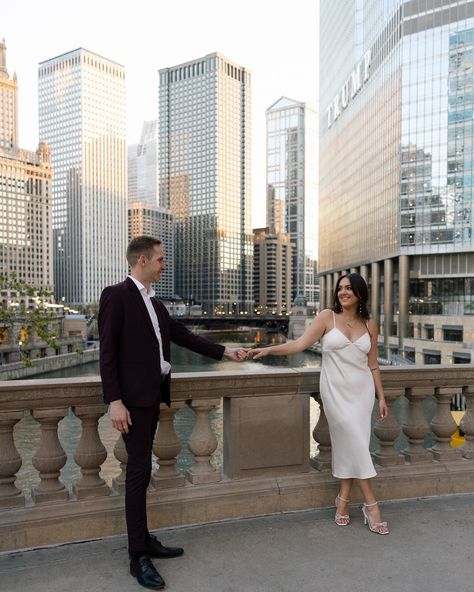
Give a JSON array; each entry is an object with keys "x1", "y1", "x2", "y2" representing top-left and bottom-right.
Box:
[{"x1": 1, "y1": 493, "x2": 473, "y2": 592}]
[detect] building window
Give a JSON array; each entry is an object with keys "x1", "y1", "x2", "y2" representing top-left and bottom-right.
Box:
[
  {"x1": 442, "y1": 326, "x2": 463, "y2": 342},
  {"x1": 424, "y1": 351, "x2": 441, "y2": 364},
  {"x1": 452, "y1": 352, "x2": 470, "y2": 364},
  {"x1": 424, "y1": 324, "x2": 434, "y2": 340}
]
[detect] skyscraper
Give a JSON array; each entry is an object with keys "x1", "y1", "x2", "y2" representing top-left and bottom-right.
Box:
[
  {"x1": 159, "y1": 52, "x2": 253, "y2": 315},
  {"x1": 266, "y1": 97, "x2": 318, "y2": 307},
  {"x1": 38, "y1": 48, "x2": 127, "y2": 305},
  {"x1": 253, "y1": 227, "x2": 292, "y2": 315},
  {"x1": 319, "y1": 0, "x2": 474, "y2": 364},
  {"x1": 0, "y1": 39, "x2": 52, "y2": 290},
  {"x1": 128, "y1": 120, "x2": 158, "y2": 206},
  {"x1": 128, "y1": 201, "x2": 174, "y2": 299}
]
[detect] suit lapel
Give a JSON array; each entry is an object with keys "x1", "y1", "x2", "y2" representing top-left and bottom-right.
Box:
[{"x1": 126, "y1": 277, "x2": 159, "y2": 344}]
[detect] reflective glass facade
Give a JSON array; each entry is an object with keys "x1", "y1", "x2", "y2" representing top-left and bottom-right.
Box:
[
  {"x1": 159, "y1": 53, "x2": 252, "y2": 314},
  {"x1": 39, "y1": 49, "x2": 127, "y2": 305},
  {"x1": 320, "y1": 0, "x2": 402, "y2": 272},
  {"x1": 128, "y1": 120, "x2": 158, "y2": 207},
  {"x1": 401, "y1": 15, "x2": 474, "y2": 253},
  {"x1": 266, "y1": 97, "x2": 318, "y2": 306}
]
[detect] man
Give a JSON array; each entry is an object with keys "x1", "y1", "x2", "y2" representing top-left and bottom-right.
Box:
[{"x1": 99, "y1": 235, "x2": 247, "y2": 590}]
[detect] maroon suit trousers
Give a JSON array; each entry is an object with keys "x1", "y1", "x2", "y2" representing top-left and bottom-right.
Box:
[{"x1": 122, "y1": 400, "x2": 161, "y2": 556}]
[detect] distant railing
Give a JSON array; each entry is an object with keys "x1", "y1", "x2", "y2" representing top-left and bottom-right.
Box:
[{"x1": 0, "y1": 366, "x2": 473, "y2": 551}]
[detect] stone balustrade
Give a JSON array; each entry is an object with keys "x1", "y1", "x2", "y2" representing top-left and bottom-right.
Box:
[{"x1": 1, "y1": 365, "x2": 474, "y2": 552}]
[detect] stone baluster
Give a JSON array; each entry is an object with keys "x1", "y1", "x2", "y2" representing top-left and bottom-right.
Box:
[
  {"x1": 311, "y1": 393, "x2": 332, "y2": 471},
  {"x1": 112, "y1": 434, "x2": 128, "y2": 495},
  {"x1": 401, "y1": 387, "x2": 432, "y2": 463},
  {"x1": 373, "y1": 388, "x2": 405, "y2": 466},
  {"x1": 0, "y1": 411, "x2": 25, "y2": 508},
  {"x1": 460, "y1": 385, "x2": 474, "y2": 459},
  {"x1": 186, "y1": 399, "x2": 221, "y2": 484},
  {"x1": 72, "y1": 405, "x2": 110, "y2": 499},
  {"x1": 430, "y1": 388, "x2": 462, "y2": 461},
  {"x1": 31, "y1": 408, "x2": 69, "y2": 503},
  {"x1": 151, "y1": 402, "x2": 186, "y2": 489}
]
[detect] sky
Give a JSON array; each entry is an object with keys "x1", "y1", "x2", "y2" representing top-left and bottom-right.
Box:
[{"x1": 2, "y1": 0, "x2": 318, "y2": 227}]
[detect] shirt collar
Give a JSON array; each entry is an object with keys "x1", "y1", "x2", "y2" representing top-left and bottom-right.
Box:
[{"x1": 128, "y1": 275, "x2": 155, "y2": 298}]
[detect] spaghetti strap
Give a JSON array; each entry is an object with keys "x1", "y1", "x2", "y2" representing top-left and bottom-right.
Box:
[{"x1": 332, "y1": 310, "x2": 336, "y2": 328}]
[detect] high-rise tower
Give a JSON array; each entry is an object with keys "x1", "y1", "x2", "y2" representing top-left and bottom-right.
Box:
[
  {"x1": 38, "y1": 48, "x2": 127, "y2": 304},
  {"x1": 0, "y1": 39, "x2": 52, "y2": 290},
  {"x1": 159, "y1": 52, "x2": 253, "y2": 315},
  {"x1": 128, "y1": 120, "x2": 158, "y2": 206},
  {"x1": 266, "y1": 97, "x2": 318, "y2": 306}
]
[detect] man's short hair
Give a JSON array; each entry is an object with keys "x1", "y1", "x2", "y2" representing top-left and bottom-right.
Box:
[{"x1": 127, "y1": 236, "x2": 162, "y2": 267}]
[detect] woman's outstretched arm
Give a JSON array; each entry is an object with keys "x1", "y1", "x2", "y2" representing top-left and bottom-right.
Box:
[{"x1": 250, "y1": 309, "x2": 332, "y2": 359}]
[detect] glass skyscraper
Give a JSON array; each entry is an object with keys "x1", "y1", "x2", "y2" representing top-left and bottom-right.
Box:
[
  {"x1": 159, "y1": 52, "x2": 253, "y2": 315},
  {"x1": 319, "y1": 0, "x2": 474, "y2": 364},
  {"x1": 38, "y1": 48, "x2": 127, "y2": 305},
  {"x1": 128, "y1": 120, "x2": 158, "y2": 207},
  {"x1": 266, "y1": 97, "x2": 318, "y2": 306}
]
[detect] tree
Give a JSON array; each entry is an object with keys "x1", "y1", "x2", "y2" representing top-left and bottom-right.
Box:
[{"x1": 0, "y1": 274, "x2": 60, "y2": 366}]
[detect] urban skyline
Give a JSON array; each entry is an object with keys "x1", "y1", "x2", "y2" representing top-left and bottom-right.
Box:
[
  {"x1": 2, "y1": 34, "x2": 318, "y2": 313},
  {"x1": 1, "y1": 0, "x2": 318, "y2": 229}
]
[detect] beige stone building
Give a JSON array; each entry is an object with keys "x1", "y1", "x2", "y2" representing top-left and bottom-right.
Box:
[
  {"x1": 253, "y1": 227, "x2": 292, "y2": 315},
  {"x1": 0, "y1": 39, "x2": 52, "y2": 290},
  {"x1": 128, "y1": 201, "x2": 174, "y2": 299}
]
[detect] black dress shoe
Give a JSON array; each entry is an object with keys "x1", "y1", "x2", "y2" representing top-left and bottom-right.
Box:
[
  {"x1": 145, "y1": 534, "x2": 184, "y2": 558},
  {"x1": 130, "y1": 555, "x2": 166, "y2": 590}
]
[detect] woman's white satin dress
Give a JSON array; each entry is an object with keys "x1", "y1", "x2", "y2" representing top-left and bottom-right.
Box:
[{"x1": 319, "y1": 316, "x2": 377, "y2": 479}]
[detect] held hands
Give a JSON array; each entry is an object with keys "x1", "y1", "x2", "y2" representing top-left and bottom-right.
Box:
[
  {"x1": 223, "y1": 347, "x2": 251, "y2": 362},
  {"x1": 378, "y1": 398, "x2": 389, "y2": 421},
  {"x1": 247, "y1": 347, "x2": 271, "y2": 360},
  {"x1": 110, "y1": 400, "x2": 132, "y2": 434},
  {"x1": 223, "y1": 347, "x2": 272, "y2": 361}
]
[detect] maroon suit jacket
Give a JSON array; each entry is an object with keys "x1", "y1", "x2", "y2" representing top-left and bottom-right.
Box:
[{"x1": 98, "y1": 277, "x2": 225, "y2": 407}]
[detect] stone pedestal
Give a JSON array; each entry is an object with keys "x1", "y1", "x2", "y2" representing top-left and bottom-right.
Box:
[{"x1": 223, "y1": 394, "x2": 310, "y2": 479}]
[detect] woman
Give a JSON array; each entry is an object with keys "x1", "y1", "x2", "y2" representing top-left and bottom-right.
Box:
[{"x1": 249, "y1": 273, "x2": 389, "y2": 535}]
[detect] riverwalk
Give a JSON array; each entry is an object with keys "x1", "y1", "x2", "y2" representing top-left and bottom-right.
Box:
[{"x1": 1, "y1": 493, "x2": 472, "y2": 592}]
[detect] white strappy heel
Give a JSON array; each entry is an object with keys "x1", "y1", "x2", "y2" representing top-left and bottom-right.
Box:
[
  {"x1": 362, "y1": 501, "x2": 389, "y2": 535},
  {"x1": 334, "y1": 494, "x2": 351, "y2": 526}
]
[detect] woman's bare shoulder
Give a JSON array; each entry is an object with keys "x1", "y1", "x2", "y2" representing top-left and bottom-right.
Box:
[
  {"x1": 367, "y1": 318, "x2": 378, "y2": 332},
  {"x1": 317, "y1": 308, "x2": 334, "y2": 319}
]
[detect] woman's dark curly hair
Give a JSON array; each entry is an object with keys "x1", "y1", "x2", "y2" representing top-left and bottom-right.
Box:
[{"x1": 331, "y1": 273, "x2": 370, "y2": 320}]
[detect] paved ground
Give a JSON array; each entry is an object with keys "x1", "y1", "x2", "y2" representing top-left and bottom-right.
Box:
[{"x1": 1, "y1": 493, "x2": 473, "y2": 592}]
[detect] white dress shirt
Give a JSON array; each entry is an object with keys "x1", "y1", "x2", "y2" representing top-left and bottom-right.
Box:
[{"x1": 128, "y1": 275, "x2": 171, "y2": 376}]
